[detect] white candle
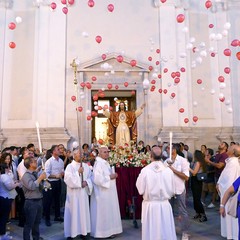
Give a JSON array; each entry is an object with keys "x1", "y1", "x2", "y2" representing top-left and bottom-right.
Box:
[
  {"x1": 41, "y1": 158, "x2": 44, "y2": 169},
  {"x1": 111, "y1": 166, "x2": 115, "y2": 174},
  {"x1": 36, "y1": 121, "x2": 42, "y2": 153},
  {"x1": 169, "y1": 131, "x2": 173, "y2": 160}
]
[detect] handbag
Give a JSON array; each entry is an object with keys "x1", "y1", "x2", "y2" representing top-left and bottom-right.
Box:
[
  {"x1": 227, "y1": 189, "x2": 239, "y2": 218},
  {"x1": 196, "y1": 172, "x2": 207, "y2": 182}
]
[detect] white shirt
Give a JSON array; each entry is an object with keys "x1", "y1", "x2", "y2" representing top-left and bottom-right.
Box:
[
  {"x1": 17, "y1": 159, "x2": 27, "y2": 180},
  {"x1": 45, "y1": 156, "x2": 64, "y2": 181},
  {"x1": 165, "y1": 154, "x2": 189, "y2": 195}
]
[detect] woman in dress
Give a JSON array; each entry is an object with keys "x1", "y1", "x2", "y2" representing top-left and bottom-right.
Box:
[{"x1": 189, "y1": 150, "x2": 208, "y2": 222}]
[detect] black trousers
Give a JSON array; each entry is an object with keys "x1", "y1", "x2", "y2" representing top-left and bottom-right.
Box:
[
  {"x1": 191, "y1": 176, "x2": 205, "y2": 214},
  {"x1": 23, "y1": 199, "x2": 42, "y2": 240},
  {"x1": 16, "y1": 187, "x2": 25, "y2": 226},
  {"x1": 43, "y1": 180, "x2": 61, "y2": 220},
  {"x1": 0, "y1": 196, "x2": 13, "y2": 235}
]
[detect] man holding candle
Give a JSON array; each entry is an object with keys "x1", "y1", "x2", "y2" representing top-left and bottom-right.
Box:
[{"x1": 166, "y1": 143, "x2": 190, "y2": 240}]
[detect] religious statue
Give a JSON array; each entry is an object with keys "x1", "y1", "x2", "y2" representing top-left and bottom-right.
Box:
[{"x1": 103, "y1": 101, "x2": 145, "y2": 146}]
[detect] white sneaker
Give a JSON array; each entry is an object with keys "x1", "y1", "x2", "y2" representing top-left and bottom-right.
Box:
[
  {"x1": 207, "y1": 203, "x2": 215, "y2": 209},
  {"x1": 182, "y1": 232, "x2": 190, "y2": 240}
]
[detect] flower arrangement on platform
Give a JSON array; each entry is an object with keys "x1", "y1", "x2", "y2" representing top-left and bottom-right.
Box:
[{"x1": 108, "y1": 142, "x2": 151, "y2": 167}]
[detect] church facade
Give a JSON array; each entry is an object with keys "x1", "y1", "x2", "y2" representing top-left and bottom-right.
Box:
[{"x1": 0, "y1": 0, "x2": 239, "y2": 151}]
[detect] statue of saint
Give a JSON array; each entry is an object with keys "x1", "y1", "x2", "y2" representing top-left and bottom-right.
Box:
[{"x1": 103, "y1": 101, "x2": 145, "y2": 146}]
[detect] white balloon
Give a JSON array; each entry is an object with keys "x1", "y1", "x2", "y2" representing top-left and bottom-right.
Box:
[
  {"x1": 193, "y1": 101, "x2": 198, "y2": 106},
  {"x1": 182, "y1": 27, "x2": 189, "y2": 33},
  {"x1": 94, "y1": 101, "x2": 98, "y2": 105},
  {"x1": 150, "y1": 47, "x2": 154, "y2": 52},
  {"x1": 82, "y1": 31, "x2": 89, "y2": 38},
  {"x1": 190, "y1": 37, "x2": 196, "y2": 43},
  {"x1": 219, "y1": 82, "x2": 226, "y2": 89},
  {"x1": 222, "y1": 30, "x2": 228, "y2": 37},
  {"x1": 216, "y1": 33, "x2": 223, "y2": 41},
  {"x1": 209, "y1": 33, "x2": 216, "y2": 41},
  {"x1": 227, "y1": 107, "x2": 233, "y2": 113},
  {"x1": 152, "y1": 73, "x2": 158, "y2": 78},
  {"x1": 101, "y1": 88, "x2": 105, "y2": 91},
  {"x1": 210, "y1": 89, "x2": 215, "y2": 95},
  {"x1": 94, "y1": 106, "x2": 98, "y2": 110},
  {"x1": 191, "y1": 61, "x2": 196, "y2": 68},
  {"x1": 201, "y1": 87, "x2": 205, "y2": 91},
  {"x1": 80, "y1": 95, "x2": 85, "y2": 99},
  {"x1": 224, "y1": 22, "x2": 231, "y2": 30},
  {"x1": 15, "y1": 16, "x2": 22, "y2": 23},
  {"x1": 114, "y1": 97, "x2": 118, "y2": 101},
  {"x1": 209, "y1": 47, "x2": 215, "y2": 52},
  {"x1": 199, "y1": 42, "x2": 206, "y2": 48},
  {"x1": 186, "y1": 43, "x2": 193, "y2": 50},
  {"x1": 219, "y1": 93, "x2": 224, "y2": 98},
  {"x1": 179, "y1": 52, "x2": 187, "y2": 58},
  {"x1": 167, "y1": 83, "x2": 171, "y2": 87},
  {"x1": 200, "y1": 50, "x2": 207, "y2": 57},
  {"x1": 104, "y1": 72, "x2": 109, "y2": 76},
  {"x1": 225, "y1": 100, "x2": 231, "y2": 105},
  {"x1": 196, "y1": 57, "x2": 203, "y2": 64},
  {"x1": 143, "y1": 78, "x2": 150, "y2": 90}
]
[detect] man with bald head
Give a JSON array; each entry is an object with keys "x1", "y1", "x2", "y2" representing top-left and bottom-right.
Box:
[
  {"x1": 217, "y1": 144, "x2": 240, "y2": 240},
  {"x1": 90, "y1": 146, "x2": 122, "y2": 239},
  {"x1": 136, "y1": 146, "x2": 177, "y2": 240}
]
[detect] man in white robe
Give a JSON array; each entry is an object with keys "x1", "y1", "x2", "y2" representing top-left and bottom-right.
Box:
[
  {"x1": 136, "y1": 146, "x2": 177, "y2": 240},
  {"x1": 90, "y1": 146, "x2": 122, "y2": 238},
  {"x1": 64, "y1": 147, "x2": 93, "y2": 239},
  {"x1": 217, "y1": 144, "x2": 240, "y2": 240}
]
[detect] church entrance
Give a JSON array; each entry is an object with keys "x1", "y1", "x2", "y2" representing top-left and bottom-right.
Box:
[{"x1": 91, "y1": 90, "x2": 136, "y2": 144}]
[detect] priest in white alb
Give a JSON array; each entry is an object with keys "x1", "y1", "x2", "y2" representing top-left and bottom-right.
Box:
[
  {"x1": 90, "y1": 146, "x2": 122, "y2": 238},
  {"x1": 64, "y1": 147, "x2": 93, "y2": 239},
  {"x1": 136, "y1": 146, "x2": 177, "y2": 240}
]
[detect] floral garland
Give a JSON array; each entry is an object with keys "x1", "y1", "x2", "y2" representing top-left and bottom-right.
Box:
[{"x1": 108, "y1": 142, "x2": 151, "y2": 167}]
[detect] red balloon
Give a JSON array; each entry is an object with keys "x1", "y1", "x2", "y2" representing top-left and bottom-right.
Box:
[
  {"x1": 158, "y1": 74, "x2": 162, "y2": 79},
  {"x1": 91, "y1": 111, "x2": 97, "y2": 117},
  {"x1": 209, "y1": 24, "x2": 214, "y2": 28},
  {"x1": 115, "y1": 85, "x2": 119, "y2": 90},
  {"x1": 179, "y1": 108, "x2": 184, "y2": 113},
  {"x1": 9, "y1": 42, "x2": 16, "y2": 49},
  {"x1": 148, "y1": 66, "x2": 153, "y2": 71},
  {"x1": 171, "y1": 72, "x2": 176, "y2": 78},
  {"x1": 205, "y1": 0, "x2": 212, "y2": 9},
  {"x1": 193, "y1": 116, "x2": 198, "y2": 122},
  {"x1": 85, "y1": 82, "x2": 91, "y2": 89},
  {"x1": 95, "y1": 35, "x2": 102, "y2": 44},
  {"x1": 156, "y1": 61, "x2": 160, "y2": 65},
  {"x1": 78, "y1": 106, "x2": 83, "y2": 112},
  {"x1": 224, "y1": 67, "x2": 231, "y2": 74},
  {"x1": 211, "y1": 53, "x2": 215, "y2": 57},
  {"x1": 124, "y1": 82, "x2": 129, "y2": 87},
  {"x1": 107, "y1": 83, "x2": 112, "y2": 90},
  {"x1": 219, "y1": 97, "x2": 225, "y2": 102},
  {"x1": 231, "y1": 39, "x2": 240, "y2": 47},
  {"x1": 150, "y1": 86, "x2": 155, "y2": 92},
  {"x1": 236, "y1": 52, "x2": 240, "y2": 60},
  {"x1": 218, "y1": 76, "x2": 225, "y2": 82},
  {"x1": 88, "y1": 0, "x2": 95, "y2": 7},
  {"x1": 158, "y1": 89, "x2": 162, "y2": 93},
  {"x1": 180, "y1": 67, "x2": 185, "y2": 72},
  {"x1": 176, "y1": 14, "x2": 185, "y2": 23},
  {"x1": 87, "y1": 116, "x2": 92, "y2": 121},
  {"x1": 50, "y1": 2, "x2": 57, "y2": 9},
  {"x1": 68, "y1": 0, "x2": 74, "y2": 5},
  {"x1": 131, "y1": 90, "x2": 135, "y2": 95},
  {"x1": 163, "y1": 89, "x2": 167, "y2": 94},
  {"x1": 62, "y1": 7, "x2": 68, "y2": 14},
  {"x1": 171, "y1": 92, "x2": 176, "y2": 98},
  {"x1": 80, "y1": 82, "x2": 85, "y2": 88},
  {"x1": 151, "y1": 80, "x2": 156, "y2": 84},
  {"x1": 101, "y1": 54, "x2": 106, "y2": 60},
  {"x1": 98, "y1": 139, "x2": 104, "y2": 145},
  {"x1": 174, "y1": 78, "x2": 180, "y2": 84},
  {"x1": 175, "y1": 71, "x2": 180, "y2": 77},
  {"x1": 93, "y1": 94, "x2": 98, "y2": 101},
  {"x1": 160, "y1": 0, "x2": 167, "y2": 2},
  {"x1": 61, "y1": 0, "x2": 66, "y2": 4},
  {"x1": 156, "y1": 49, "x2": 160, "y2": 54},
  {"x1": 148, "y1": 56, "x2": 152, "y2": 61},
  {"x1": 71, "y1": 96, "x2": 76, "y2": 101},
  {"x1": 197, "y1": 79, "x2": 202, "y2": 84},
  {"x1": 163, "y1": 68, "x2": 168, "y2": 73},
  {"x1": 223, "y1": 48, "x2": 231, "y2": 56},
  {"x1": 107, "y1": 4, "x2": 114, "y2": 12},
  {"x1": 8, "y1": 22, "x2": 16, "y2": 30},
  {"x1": 184, "y1": 118, "x2": 189, "y2": 123},
  {"x1": 116, "y1": 55, "x2": 123, "y2": 63},
  {"x1": 130, "y1": 60, "x2": 137, "y2": 67},
  {"x1": 92, "y1": 76, "x2": 97, "y2": 81},
  {"x1": 99, "y1": 92, "x2": 105, "y2": 98}
]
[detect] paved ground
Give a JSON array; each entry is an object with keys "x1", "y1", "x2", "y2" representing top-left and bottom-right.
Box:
[{"x1": 7, "y1": 193, "x2": 224, "y2": 240}]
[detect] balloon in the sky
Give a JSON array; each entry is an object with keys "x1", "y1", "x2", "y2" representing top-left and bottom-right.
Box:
[{"x1": 107, "y1": 4, "x2": 114, "y2": 12}]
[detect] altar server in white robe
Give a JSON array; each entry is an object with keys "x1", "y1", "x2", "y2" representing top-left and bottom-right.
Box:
[
  {"x1": 64, "y1": 147, "x2": 93, "y2": 239},
  {"x1": 136, "y1": 146, "x2": 177, "y2": 240},
  {"x1": 217, "y1": 144, "x2": 240, "y2": 240},
  {"x1": 90, "y1": 146, "x2": 122, "y2": 238}
]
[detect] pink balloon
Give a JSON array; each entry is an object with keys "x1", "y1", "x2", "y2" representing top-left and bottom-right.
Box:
[
  {"x1": 8, "y1": 22, "x2": 16, "y2": 30},
  {"x1": 205, "y1": 0, "x2": 212, "y2": 9},
  {"x1": 163, "y1": 89, "x2": 167, "y2": 94},
  {"x1": 160, "y1": 0, "x2": 167, "y2": 2},
  {"x1": 156, "y1": 49, "x2": 160, "y2": 54},
  {"x1": 174, "y1": 78, "x2": 180, "y2": 84},
  {"x1": 184, "y1": 118, "x2": 189, "y2": 123},
  {"x1": 179, "y1": 108, "x2": 184, "y2": 113},
  {"x1": 68, "y1": 0, "x2": 74, "y2": 5},
  {"x1": 62, "y1": 7, "x2": 68, "y2": 14},
  {"x1": 237, "y1": 52, "x2": 240, "y2": 60},
  {"x1": 231, "y1": 39, "x2": 240, "y2": 47},
  {"x1": 61, "y1": 0, "x2": 66, "y2": 4},
  {"x1": 80, "y1": 82, "x2": 85, "y2": 88},
  {"x1": 131, "y1": 90, "x2": 135, "y2": 95},
  {"x1": 180, "y1": 67, "x2": 185, "y2": 72},
  {"x1": 148, "y1": 56, "x2": 152, "y2": 61},
  {"x1": 115, "y1": 85, "x2": 119, "y2": 90},
  {"x1": 107, "y1": 4, "x2": 114, "y2": 12},
  {"x1": 71, "y1": 96, "x2": 76, "y2": 101},
  {"x1": 95, "y1": 35, "x2": 102, "y2": 44},
  {"x1": 176, "y1": 14, "x2": 185, "y2": 23},
  {"x1": 156, "y1": 61, "x2": 160, "y2": 65},
  {"x1": 219, "y1": 97, "x2": 225, "y2": 102},
  {"x1": 158, "y1": 89, "x2": 162, "y2": 93},
  {"x1": 171, "y1": 72, "x2": 176, "y2": 78},
  {"x1": 101, "y1": 54, "x2": 106, "y2": 60},
  {"x1": 117, "y1": 55, "x2": 123, "y2": 63},
  {"x1": 87, "y1": 116, "x2": 92, "y2": 121},
  {"x1": 193, "y1": 116, "x2": 198, "y2": 122},
  {"x1": 50, "y1": 2, "x2": 57, "y2": 9},
  {"x1": 175, "y1": 71, "x2": 180, "y2": 77},
  {"x1": 92, "y1": 76, "x2": 97, "y2": 81},
  {"x1": 130, "y1": 59, "x2": 137, "y2": 67},
  {"x1": 124, "y1": 82, "x2": 129, "y2": 87},
  {"x1": 149, "y1": 66, "x2": 153, "y2": 71},
  {"x1": 151, "y1": 80, "x2": 156, "y2": 84},
  {"x1": 171, "y1": 92, "x2": 176, "y2": 98},
  {"x1": 197, "y1": 79, "x2": 202, "y2": 84},
  {"x1": 209, "y1": 24, "x2": 214, "y2": 28},
  {"x1": 211, "y1": 53, "x2": 215, "y2": 57},
  {"x1": 93, "y1": 95, "x2": 98, "y2": 101},
  {"x1": 88, "y1": 0, "x2": 95, "y2": 7},
  {"x1": 218, "y1": 76, "x2": 225, "y2": 82},
  {"x1": 78, "y1": 106, "x2": 83, "y2": 112},
  {"x1": 107, "y1": 83, "x2": 112, "y2": 90},
  {"x1": 9, "y1": 42, "x2": 16, "y2": 49},
  {"x1": 223, "y1": 48, "x2": 231, "y2": 56},
  {"x1": 158, "y1": 74, "x2": 162, "y2": 79},
  {"x1": 224, "y1": 67, "x2": 231, "y2": 74},
  {"x1": 163, "y1": 68, "x2": 168, "y2": 73}
]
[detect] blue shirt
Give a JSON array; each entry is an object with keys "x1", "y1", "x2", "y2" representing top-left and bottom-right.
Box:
[{"x1": 233, "y1": 176, "x2": 240, "y2": 202}]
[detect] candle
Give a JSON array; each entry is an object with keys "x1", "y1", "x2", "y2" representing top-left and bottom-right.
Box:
[
  {"x1": 36, "y1": 121, "x2": 42, "y2": 153},
  {"x1": 111, "y1": 166, "x2": 115, "y2": 174},
  {"x1": 169, "y1": 131, "x2": 173, "y2": 161},
  {"x1": 41, "y1": 158, "x2": 44, "y2": 170}
]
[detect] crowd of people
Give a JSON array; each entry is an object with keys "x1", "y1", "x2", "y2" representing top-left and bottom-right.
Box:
[{"x1": 0, "y1": 139, "x2": 239, "y2": 240}]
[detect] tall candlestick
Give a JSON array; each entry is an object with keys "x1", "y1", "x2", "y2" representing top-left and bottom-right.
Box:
[
  {"x1": 36, "y1": 121, "x2": 42, "y2": 153},
  {"x1": 169, "y1": 131, "x2": 173, "y2": 160}
]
